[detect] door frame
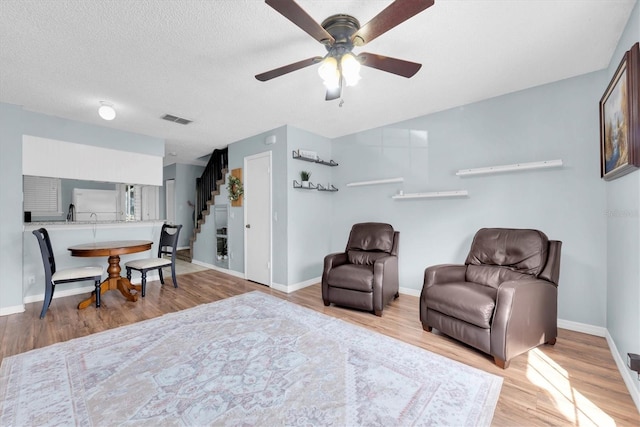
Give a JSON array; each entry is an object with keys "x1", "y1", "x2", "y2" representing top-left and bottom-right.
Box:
[{"x1": 243, "y1": 151, "x2": 272, "y2": 287}]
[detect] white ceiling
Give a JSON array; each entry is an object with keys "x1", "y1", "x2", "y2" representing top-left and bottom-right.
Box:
[{"x1": 0, "y1": 0, "x2": 636, "y2": 166}]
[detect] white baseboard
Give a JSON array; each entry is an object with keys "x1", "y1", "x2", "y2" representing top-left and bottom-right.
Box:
[
  {"x1": 271, "y1": 276, "x2": 321, "y2": 294},
  {"x1": 557, "y1": 319, "x2": 607, "y2": 337},
  {"x1": 191, "y1": 259, "x2": 245, "y2": 279},
  {"x1": 23, "y1": 285, "x2": 95, "y2": 304},
  {"x1": 0, "y1": 305, "x2": 25, "y2": 316},
  {"x1": 399, "y1": 287, "x2": 421, "y2": 297},
  {"x1": 605, "y1": 330, "x2": 640, "y2": 413}
]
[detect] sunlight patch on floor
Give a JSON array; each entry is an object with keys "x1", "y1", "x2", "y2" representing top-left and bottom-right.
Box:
[{"x1": 526, "y1": 348, "x2": 615, "y2": 426}]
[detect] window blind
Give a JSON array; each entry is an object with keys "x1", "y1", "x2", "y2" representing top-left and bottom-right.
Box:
[{"x1": 23, "y1": 176, "x2": 62, "y2": 216}]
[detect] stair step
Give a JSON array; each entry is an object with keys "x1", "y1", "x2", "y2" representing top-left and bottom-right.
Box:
[{"x1": 176, "y1": 249, "x2": 192, "y2": 262}]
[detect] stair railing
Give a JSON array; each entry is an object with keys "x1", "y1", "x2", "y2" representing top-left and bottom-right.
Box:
[{"x1": 196, "y1": 147, "x2": 228, "y2": 222}]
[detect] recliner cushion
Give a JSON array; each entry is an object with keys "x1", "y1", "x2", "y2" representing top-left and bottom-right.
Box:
[
  {"x1": 465, "y1": 228, "x2": 549, "y2": 277},
  {"x1": 465, "y1": 265, "x2": 533, "y2": 289},
  {"x1": 327, "y1": 264, "x2": 374, "y2": 292},
  {"x1": 346, "y1": 223, "x2": 394, "y2": 253},
  {"x1": 347, "y1": 250, "x2": 389, "y2": 266},
  {"x1": 424, "y1": 282, "x2": 497, "y2": 329}
]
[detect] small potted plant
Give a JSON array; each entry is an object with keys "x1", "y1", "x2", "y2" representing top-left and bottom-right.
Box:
[{"x1": 300, "y1": 170, "x2": 311, "y2": 188}]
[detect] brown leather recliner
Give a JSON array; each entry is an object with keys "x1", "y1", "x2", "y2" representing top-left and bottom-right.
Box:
[
  {"x1": 420, "y1": 228, "x2": 562, "y2": 368},
  {"x1": 322, "y1": 223, "x2": 399, "y2": 316}
]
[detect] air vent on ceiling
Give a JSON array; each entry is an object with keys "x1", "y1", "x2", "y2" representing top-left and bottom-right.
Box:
[{"x1": 161, "y1": 114, "x2": 192, "y2": 125}]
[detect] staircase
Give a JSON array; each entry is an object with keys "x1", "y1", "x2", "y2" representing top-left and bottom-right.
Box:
[{"x1": 186, "y1": 147, "x2": 228, "y2": 262}]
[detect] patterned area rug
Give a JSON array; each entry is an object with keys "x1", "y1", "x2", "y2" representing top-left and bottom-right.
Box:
[{"x1": 0, "y1": 292, "x2": 502, "y2": 426}]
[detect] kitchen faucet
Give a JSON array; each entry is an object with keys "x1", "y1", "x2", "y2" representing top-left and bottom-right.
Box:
[{"x1": 90, "y1": 212, "x2": 97, "y2": 241}]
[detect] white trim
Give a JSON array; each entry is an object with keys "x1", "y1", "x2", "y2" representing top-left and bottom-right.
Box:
[
  {"x1": 271, "y1": 276, "x2": 321, "y2": 294},
  {"x1": 23, "y1": 284, "x2": 94, "y2": 304},
  {"x1": 456, "y1": 159, "x2": 563, "y2": 176},
  {"x1": 0, "y1": 305, "x2": 25, "y2": 316},
  {"x1": 606, "y1": 330, "x2": 640, "y2": 413},
  {"x1": 191, "y1": 259, "x2": 245, "y2": 279},
  {"x1": 557, "y1": 319, "x2": 607, "y2": 337},
  {"x1": 399, "y1": 286, "x2": 421, "y2": 297},
  {"x1": 392, "y1": 190, "x2": 468, "y2": 200},
  {"x1": 346, "y1": 177, "x2": 404, "y2": 187}
]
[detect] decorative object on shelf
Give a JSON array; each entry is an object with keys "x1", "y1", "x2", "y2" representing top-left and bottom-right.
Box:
[
  {"x1": 392, "y1": 190, "x2": 468, "y2": 200},
  {"x1": 297, "y1": 149, "x2": 318, "y2": 160},
  {"x1": 292, "y1": 150, "x2": 338, "y2": 166},
  {"x1": 599, "y1": 42, "x2": 640, "y2": 181},
  {"x1": 456, "y1": 160, "x2": 563, "y2": 176},
  {"x1": 227, "y1": 169, "x2": 244, "y2": 207},
  {"x1": 346, "y1": 177, "x2": 404, "y2": 187},
  {"x1": 300, "y1": 170, "x2": 311, "y2": 187}
]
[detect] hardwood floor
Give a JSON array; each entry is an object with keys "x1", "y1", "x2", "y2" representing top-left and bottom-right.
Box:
[{"x1": 1, "y1": 268, "x2": 638, "y2": 426}]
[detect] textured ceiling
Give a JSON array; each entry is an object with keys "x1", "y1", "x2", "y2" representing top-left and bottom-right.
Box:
[{"x1": 0, "y1": 0, "x2": 637, "y2": 166}]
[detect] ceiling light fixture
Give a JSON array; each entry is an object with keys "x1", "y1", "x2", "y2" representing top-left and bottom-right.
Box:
[
  {"x1": 98, "y1": 101, "x2": 116, "y2": 121},
  {"x1": 317, "y1": 53, "x2": 361, "y2": 90}
]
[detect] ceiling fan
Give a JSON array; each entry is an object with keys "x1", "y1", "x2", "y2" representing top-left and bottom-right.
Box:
[{"x1": 255, "y1": 0, "x2": 435, "y2": 101}]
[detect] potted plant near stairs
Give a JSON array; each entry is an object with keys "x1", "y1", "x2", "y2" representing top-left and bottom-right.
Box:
[{"x1": 300, "y1": 171, "x2": 311, "y2": 188}]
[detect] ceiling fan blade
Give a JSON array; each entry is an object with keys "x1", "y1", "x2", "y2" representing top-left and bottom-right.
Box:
[
  {"x1": 255, "y1": 56, "x2": 323, "y2": 82},
  {"x1": 325, "y1": 80, "x2": 342, "y2": 101},
  {"x1": 265, "y1": 0, "x2": 335, "y2": 45},
  {"x1": 351, "y1": 0, "x2": 434, "y2": 46},
  {"x1": 358, "y1": 52, "x2": 422, "y2": 78}
]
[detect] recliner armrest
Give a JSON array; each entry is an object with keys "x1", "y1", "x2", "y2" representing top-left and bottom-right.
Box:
[
  {"x1": 373, "y1": 255, "x2": 398, "y2": 288},
  {"x1": 491, "y1": 278, "x2": 558, "y2": 362},
  {"x1": 323, "y1": 252, "x2": 348, "y2": 272},
  {"x1": 423, "y1": 264, "x2": 467, "y2": 289}
]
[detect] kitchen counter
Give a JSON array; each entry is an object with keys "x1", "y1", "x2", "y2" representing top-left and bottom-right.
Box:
[{"x1": 24, "y1": 220, "x2": 165, "y2": 231}]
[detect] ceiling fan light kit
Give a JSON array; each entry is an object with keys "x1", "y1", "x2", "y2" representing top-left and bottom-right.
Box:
[{"x1": 256, "y1": 0, "x2": 434, "y2": 100}]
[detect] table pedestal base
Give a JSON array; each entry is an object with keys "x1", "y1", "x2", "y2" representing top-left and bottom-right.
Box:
[{"x1": 78, "y1": 254, "x2": 142, "y2": 310}]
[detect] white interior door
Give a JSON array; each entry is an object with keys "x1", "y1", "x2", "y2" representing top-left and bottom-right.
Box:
[
  {"x1": 244, "y1": 152, "x2": 272, "y2": 286},
  {"x1": 166, "y1": 179, "x2": 175, "y2": 224}
]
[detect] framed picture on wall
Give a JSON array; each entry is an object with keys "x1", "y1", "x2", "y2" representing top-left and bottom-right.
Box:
[{"x1": 599, "y1": 42, "x2": 640, "y2": 181}]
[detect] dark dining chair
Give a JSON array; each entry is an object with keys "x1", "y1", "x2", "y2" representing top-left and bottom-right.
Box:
[
  {"x1": 125, "y1": 224, "x2": 182, "y2": 297},
  {"x1": 32, "y1": 228, "x2": 103, "y2": 318}
]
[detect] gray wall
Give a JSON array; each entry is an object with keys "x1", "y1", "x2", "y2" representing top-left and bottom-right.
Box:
[
  {"x1": 286, "y1": 126, "x2": 333, "y2": 284},
  {"x1": 0, "y1": 103, "x2": 25, "y2": 312},
  {"x1": 605, "y1": 0, "x2": 640, "y2": 397},
  {"x1": 0, "y1": 104, "x2": 164, "y2": 312},
  {"x1": 331, "y1": 70, "x2": 608, "y2": 327}
]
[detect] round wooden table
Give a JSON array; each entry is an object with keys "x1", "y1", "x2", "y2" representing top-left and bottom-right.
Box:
[{"x1": 68, "y1": 240, "x2": 153, "y2": 309}]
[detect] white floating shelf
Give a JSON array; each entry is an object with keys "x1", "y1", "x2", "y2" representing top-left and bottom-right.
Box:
[
  {"x1": 392, "y1": 190, "x2": 469, "y2": 200},
  {"x1": 346, "y1": 177, "x2": 404, "y2": 187},
  {"x1": 456, "y1": 159, "x2": 563, "y2": 176}
]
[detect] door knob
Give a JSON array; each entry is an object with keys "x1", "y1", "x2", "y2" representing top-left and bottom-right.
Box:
[{"x1": 246, "y1": 224, "x2": 251, "y2": 228}]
